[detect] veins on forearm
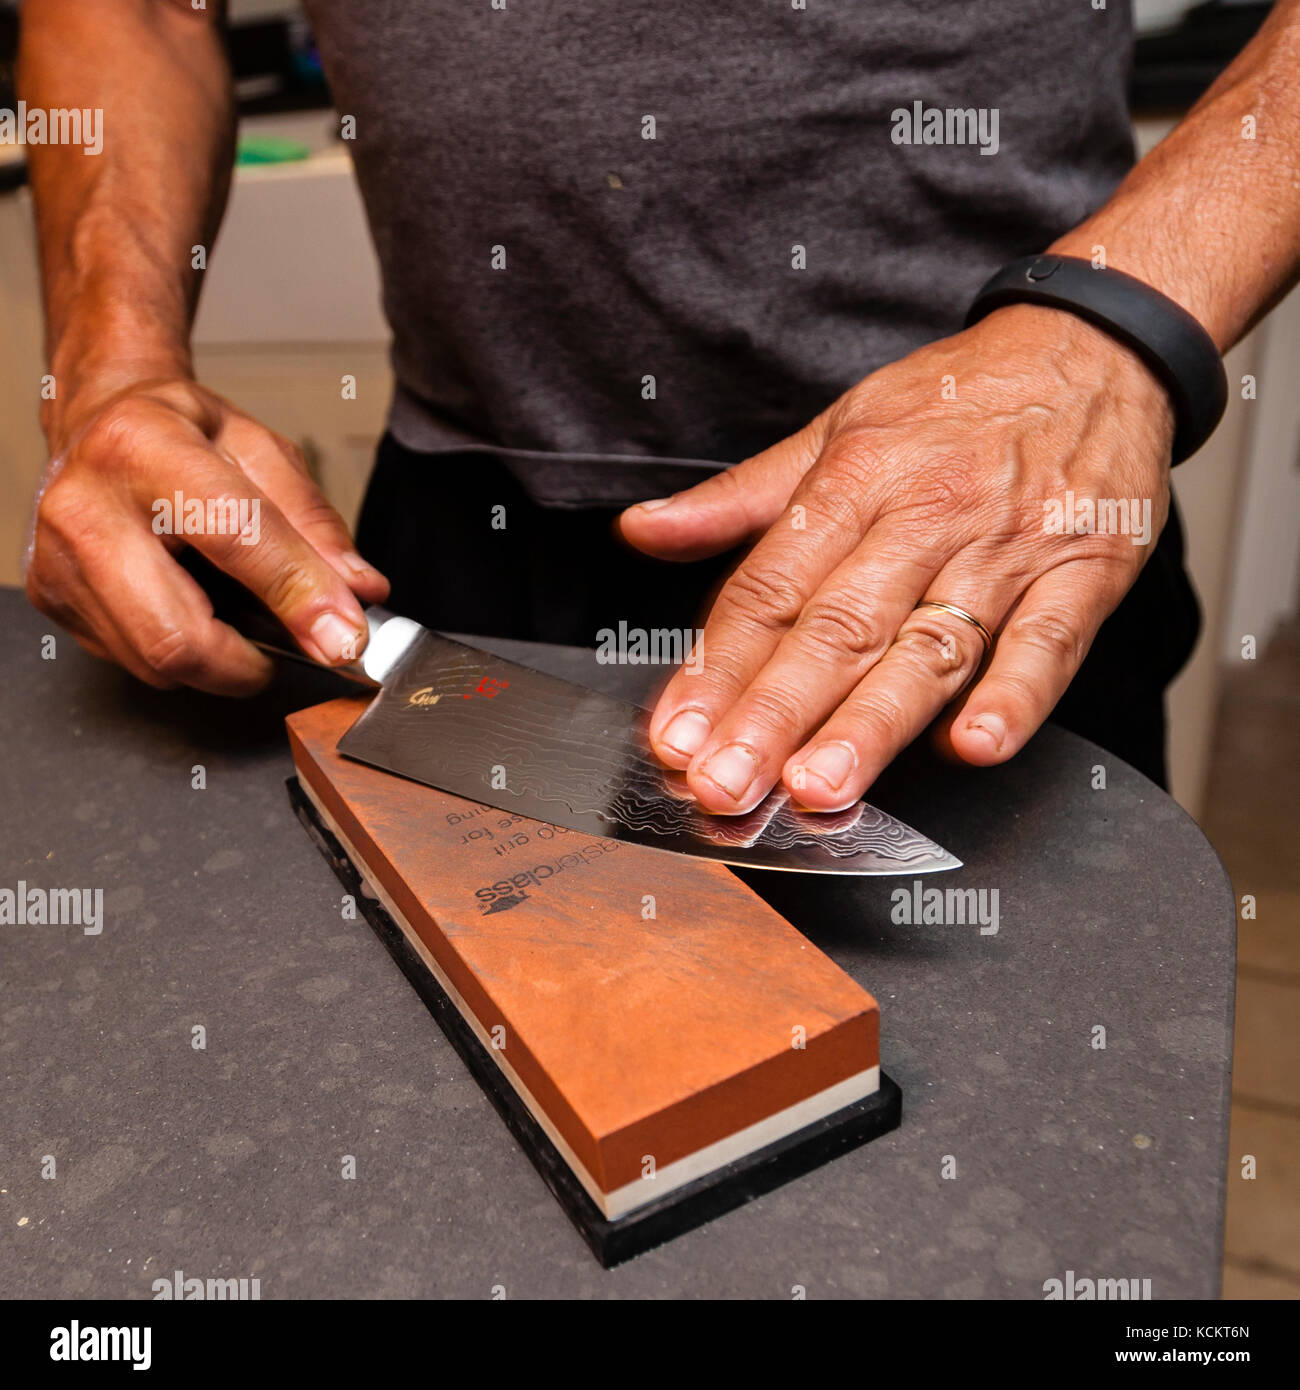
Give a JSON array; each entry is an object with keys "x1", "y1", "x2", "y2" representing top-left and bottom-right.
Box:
[{"x1": 21, "y1": 0, "x2": 237, "y2": 372}]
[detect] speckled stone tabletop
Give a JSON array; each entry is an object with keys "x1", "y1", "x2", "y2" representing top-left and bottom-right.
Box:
[{"x1": 0, "y1": 586, "x2": 1235, "y2": 1298}]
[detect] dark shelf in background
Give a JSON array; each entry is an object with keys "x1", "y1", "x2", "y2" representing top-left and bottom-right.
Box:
[
  {"x1": 1130, "y1": 0, "x2": 1272, "y2": 113},
  {"x1": 0, "y1": 9, "x2": 331, "y2": 192}
]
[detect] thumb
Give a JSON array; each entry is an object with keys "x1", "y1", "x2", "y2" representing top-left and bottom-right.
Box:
[{"x1": 617, "y1": 416, "x2": 826, "y2": 561}]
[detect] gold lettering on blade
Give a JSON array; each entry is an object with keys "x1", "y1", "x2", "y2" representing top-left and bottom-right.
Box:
[{"x1": 406, "y1": 687, "x2": 443, "y2": 707}]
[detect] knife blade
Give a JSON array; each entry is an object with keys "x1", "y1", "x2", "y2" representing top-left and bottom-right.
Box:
[
  {"x1": 183, "y1": 554, "x2": 960, "y2": 875},
  {"x1": 335, "y1": 615, "x2": 960, "y2": 876}
]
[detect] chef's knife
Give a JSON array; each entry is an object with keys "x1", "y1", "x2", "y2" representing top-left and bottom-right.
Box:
[{"x1": 186, "y1": 554, "x2": 961, "y2": 875}]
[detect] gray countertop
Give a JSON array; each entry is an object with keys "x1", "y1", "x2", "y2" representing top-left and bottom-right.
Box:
[{"x1": 0, "y1": 586, "x2": 1235, "y2": 1298}]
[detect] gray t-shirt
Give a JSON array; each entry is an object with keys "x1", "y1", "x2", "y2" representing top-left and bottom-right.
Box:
[{"x1": 303, "y1": 0, "x2": 1135, "y2": 506}]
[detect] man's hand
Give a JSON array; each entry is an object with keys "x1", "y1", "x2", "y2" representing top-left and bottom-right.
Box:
[
  {"x1": 26, "y1": 375, "x2": 389, "y2": 695},
  {"x1": 17, "y1": 3, "x2": 386, "y2": 696},
  {"x1": 619, "y1": 303, "x2": 1175, "y2": 813}
]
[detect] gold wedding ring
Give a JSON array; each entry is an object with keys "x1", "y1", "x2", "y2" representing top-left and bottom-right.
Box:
[{"x1": 914, "y1": 600, "x2": 994, "y2": 657}]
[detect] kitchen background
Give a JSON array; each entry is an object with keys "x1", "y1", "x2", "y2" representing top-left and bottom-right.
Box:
[{"x1": 0, "y1": 0, "x2": 1295, "y2": 1298}]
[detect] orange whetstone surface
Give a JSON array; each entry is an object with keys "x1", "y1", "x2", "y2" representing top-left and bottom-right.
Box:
[{"x1": 288, "y1": 697, "x2": 880, "y2": 1213}]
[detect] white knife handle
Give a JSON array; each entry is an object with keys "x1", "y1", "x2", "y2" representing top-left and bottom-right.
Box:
[
  {"x1": 243, "y1": 606, "x2": 421, "y2": 688},
  {"x1": 357, "y1": 610, "x2": 423, "y2": 685}
]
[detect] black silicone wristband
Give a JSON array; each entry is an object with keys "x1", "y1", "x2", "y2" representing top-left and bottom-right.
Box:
[{"x1": 964, "y1": 254, "x2": 1228, "y2": 465}]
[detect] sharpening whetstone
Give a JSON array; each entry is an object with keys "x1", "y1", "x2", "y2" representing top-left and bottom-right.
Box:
[{"x1": 287, "y1": 696, "x2": 900, "y2": 1266}]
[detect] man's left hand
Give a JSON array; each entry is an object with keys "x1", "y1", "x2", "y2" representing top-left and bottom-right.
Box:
[{"x1": 619, "y1": 302, "x2": 1175, "y2": 814}]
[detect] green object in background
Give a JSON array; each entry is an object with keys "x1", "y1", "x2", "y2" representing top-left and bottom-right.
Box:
[{"x1": 235, "y1": 136, "x2": 312, "y2": 166}]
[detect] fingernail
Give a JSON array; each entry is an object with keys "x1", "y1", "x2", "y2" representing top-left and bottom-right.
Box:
[
  {"x1": 340, "y1": 550, "x2": 383, "y2": 582},
  {"x1": 799, "y1": 741, "x2": 857, "y2": 792},
  {"x1": 699, "y1": 743, "x2": 759, "y2": 802},
  {"x1": 966, "y1": 712, "x2": 1006, "y2": 751},
  {"x1": 660, "y1": 709, "x2": 711, "y2": 757},
  {"x1": 309, "y1": 611, "x2": 363, "y2": 664},
  {"x1": 637, "y1": 496, "x2": 675, "y2": 512}
]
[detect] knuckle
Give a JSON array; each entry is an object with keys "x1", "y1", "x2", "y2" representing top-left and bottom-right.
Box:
[
  {"x1": 293, "y1": 497, "x2": 348, "y2": 537},
  {"x1": 709, "y1": 462, "x2": 749, "y2": 501},
  {"x1": 140, "y1": 625, "x2": 203, "y2": 682},
  {"x1": 893, "y1": 622, "x2": 979, "y2": 683},
  {"x1": 706, "y1": 462, "x2": 766, "y2": 534},
  {"x1": 737, "y1": 682, "x2": 806, "y2": 733},
  {"x1": 22, "y1": 568, "x2": 43, "y2": 610},
  {"x1": 984, "y1": 667, "x2": 1041, "y2": 713},
  {"x1": 718, "y1": 562, "x2": 805, "y2": 631},
  {"x1": 141, "y1": 378, "x2": 216, "y2": 427},
  {"x1": 81, "y1": 398, "x2": 157, "y2": 458},
  {"x1": 1096, "y1": 527, "x2": 1141, "y2": 564},
  {"x1": 261, "y1": 556, "x2": 326, "y2": 617},
  {"x1": 1007, "y1": 608, "x2": 1083, "y2": 666},
  {"x1": 847, "y1": 689, "x2": 908, "y2": 744},
  {"x1": 37, "y1": 480, "x2": 93, "y2": 544},
  {"x1": 821, "y1": 428, "x2": 887, "y2": 487},
  {"x1": 898, "y1": 457, "x2": 983, "y2": 519},
  {"x1": 23, "y1": 566, "x2": 61, "y2": 617},
  {"x1": 191, "y1": 492, "x2": 263, "y2": 553},
  {"x1": 274, "y1": 432, "x2": 311, "y2": 473},
  {"x1": 796, "y1": 473, "x2": 871, "y2": 534},
  {"x1": 989, "y1": 530, "x2": 1043, "y2": 581},
  {"x1": 796, "y1": 594, "x2": 889, "y2": 661}
]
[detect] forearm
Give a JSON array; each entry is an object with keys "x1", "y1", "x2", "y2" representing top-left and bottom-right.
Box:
[
  {"x1": 18, "y1": 0, "x2": 235, "y2": 450},
  {"x1": 1051, "y1": 0, "x2": 1300, "y2": 352}
]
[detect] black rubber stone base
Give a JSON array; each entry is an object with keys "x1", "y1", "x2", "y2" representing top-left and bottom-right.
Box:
[{"x1": 288, "y1": 775, "x2": 903, "y2": 1268}]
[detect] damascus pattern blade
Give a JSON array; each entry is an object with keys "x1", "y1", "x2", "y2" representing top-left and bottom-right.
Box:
[{"x1": 338, "y1": 632, "x2": 961, "y2": 875}]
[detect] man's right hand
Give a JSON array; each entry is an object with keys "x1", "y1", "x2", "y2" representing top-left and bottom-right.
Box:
[
  {"x1": 20, "y1": 4, "x2": 386, "y2": 695},
  {"x1": 26, "y1": 375, "x2": 390, "y2": 696}
]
